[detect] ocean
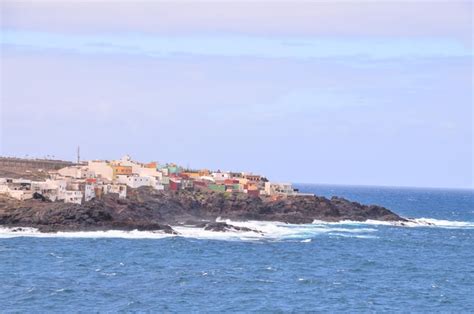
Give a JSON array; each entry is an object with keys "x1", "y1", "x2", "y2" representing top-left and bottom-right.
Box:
[{"x1": 1, "y1": 184, "x2": 473, "y2": 312}]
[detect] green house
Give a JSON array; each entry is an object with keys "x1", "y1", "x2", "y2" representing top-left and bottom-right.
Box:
[{"x1": 208, "y1": 184, "x2": 226, "y2": 193}]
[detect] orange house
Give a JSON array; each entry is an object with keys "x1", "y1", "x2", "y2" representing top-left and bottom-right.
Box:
[
  {"x1": 112, "y1": 165, "x2": 132, "y2": 177},
  {"x1": 145, "y1": 162, "x2": 157, "y2": 169}
]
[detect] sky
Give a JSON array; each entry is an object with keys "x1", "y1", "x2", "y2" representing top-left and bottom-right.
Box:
[{"x1": 0, "y1": 1, "x2": 473, "y2": 189}]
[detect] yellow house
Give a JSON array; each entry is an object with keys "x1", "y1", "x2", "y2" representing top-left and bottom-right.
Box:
[
  {"x1": 243, "y1": 174, "x2": 261, "y2": 182},
  {"x1": 199, "y1": 169, "x2": 210, "y2": 176},
  {"x1": 244, "y1": 182, "x2": 259, "y2": 191}
]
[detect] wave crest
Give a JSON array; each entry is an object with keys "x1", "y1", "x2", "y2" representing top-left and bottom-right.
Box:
[
  {"x1": 1, "y1": 217, "x2": 472, "y2": 241},
  {"x1": 312, "y1": 218, "x2": 474, "y2": 229}
]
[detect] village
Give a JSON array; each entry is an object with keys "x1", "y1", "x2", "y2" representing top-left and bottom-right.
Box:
[{"x1": 0, "y1": 155, "x2": 310, "y2": 205}]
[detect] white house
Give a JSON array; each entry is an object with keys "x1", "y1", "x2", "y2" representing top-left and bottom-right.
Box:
[
  {"x1": 211, "y1": 172, "x2": 230, "y2": 181},
  {"x1": 7, "y1": 190, "x2": 34, "y2": 201},
  {"x1": 136, "y1": 167, "x2": 161, "y2": 178},
  {"x1": 63, "y1": 190, "x2": 83, "y2": 204},
  {"x1": 116, "y1": 175, "x2": 152, "y2": 189},
  {"x1": 264, "y1": 182, "x2": 296, "y2": 196},
  {"x1": 84, "y1": 184, "x2": 96, "y2": 202},
  {"x1": 31, "y1": 179, "x2": 65, "y2": 201},
  {"x1": 50, "y1": 180, "x2": 67, "y2": 200},
  {"x1": 103, "y1": 184, "x2": 127, "y2": 199},
  {"x1": 200, "y1": 176, "x2": 215, "y2": 183},
  {"x1": 58, "y1": 166, "x2": 94, "y2": 179},
  {"x1": 0, "y1": 178, "x2": 34, "y2": 200},
  {"x1": 88, "y1": 161, "x2": 113, "y2": 180},
  {"x1": 0, "y1": 179, "x2": 8, "y2": 193},
  {"x1": 148, "y1": 176, "x2": 165, "y2": 190}
]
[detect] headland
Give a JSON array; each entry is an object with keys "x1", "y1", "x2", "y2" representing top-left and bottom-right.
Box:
[{"x1": 0, "y1": 156, "x2": 405, "y2": 234}]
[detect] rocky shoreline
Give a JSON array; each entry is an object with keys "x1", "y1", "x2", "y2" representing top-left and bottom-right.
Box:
[{"x1": 0, "y1": 187, "x2": 405, "y2": 234}]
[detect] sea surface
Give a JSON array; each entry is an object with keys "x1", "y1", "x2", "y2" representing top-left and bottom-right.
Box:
[{"x1": 1, "y1": 184, "x2": 473, "y2": 312}]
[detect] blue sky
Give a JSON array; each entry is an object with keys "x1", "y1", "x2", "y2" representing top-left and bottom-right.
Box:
[
  {"x1": 0, "y1": 1, "x2": 472, "y2": 188},
  {"x1": 2, "y1": 30, "x2": 471, "y2": 59}
]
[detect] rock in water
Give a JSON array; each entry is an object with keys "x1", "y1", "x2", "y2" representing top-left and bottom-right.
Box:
[{"x1": 198, "y1": 222, "x2": 262, "y2": 233}]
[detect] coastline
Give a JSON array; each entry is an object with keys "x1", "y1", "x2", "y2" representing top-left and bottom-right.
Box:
[
  {"x1": 1, "y1": 186, "x2": 406, "y2": 235},
  {"x1": 2, "y1": 216, "x2": 474, "y2": 241}
]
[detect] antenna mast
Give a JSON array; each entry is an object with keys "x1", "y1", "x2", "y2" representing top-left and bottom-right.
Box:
[{"x1": 77, "y1": 146, "x2": 80, "y2": 164}]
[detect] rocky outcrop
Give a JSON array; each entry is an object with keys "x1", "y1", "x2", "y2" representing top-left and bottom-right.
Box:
[
  {"x1": 197, "y1": 222, "x2": 262, "y2": 233},
  {"x1": 0, "y1": 193, "x2": 177, "y2": 234},
  {"x1": 0, "y1": 187, "x2": 405, "y2": 233}
]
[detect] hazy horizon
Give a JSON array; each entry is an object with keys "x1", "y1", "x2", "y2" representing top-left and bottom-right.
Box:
[{"x1": 1, "y1": 1, "x2": 473, "y2": 189}]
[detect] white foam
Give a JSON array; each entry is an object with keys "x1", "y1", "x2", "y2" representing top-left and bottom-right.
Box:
[
  {"x1": 213, "y1": 218, "x2": 377, "y2": 240},
  {"x1": 406, "y1": 218, "x2": 474, "y2": 229},
  {"x1": 329, "y1": 233, "x2": 379, "y2": 239},
  {"x1": 0, "y1": 221, "x2": 375, "y2": 241},
  {"x1": 0, "y1": 227, "x2": 174, "y2": 239},
  {"x1": 172, "y1": 226, "x2": 264, "y2": 241},
  {"x1": 312, "y1": 218, "x2": 474, "y2": 229},
  {"x1": 1, "y1": 216, "x2": 472, "y2": 241}
]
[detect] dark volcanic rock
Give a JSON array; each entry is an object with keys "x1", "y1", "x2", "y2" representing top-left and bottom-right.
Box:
[
  {"x1": 0, "y1": 187, "x2": 406, "y2": 232},
  {"x1": 198, "y1": 222, "x2": 262, "y2": 233},
  {"x1": 0, "y1": 193, "x2": 177, "y2": 234},
  {"x1": 32, "y1": 193, "x2": 49, "y2": 202}
]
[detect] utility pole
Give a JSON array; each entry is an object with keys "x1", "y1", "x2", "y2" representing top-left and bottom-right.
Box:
[{"x1": 77, "y1": 146, "x2": 80, "y2": 164}]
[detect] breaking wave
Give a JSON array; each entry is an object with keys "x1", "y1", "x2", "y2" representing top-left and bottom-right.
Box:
[
  {"x1": 405, "y1": 218, "x2": 474, "y2": 228},
  {"x1": 312, "y1": 218, "x2": 474, "y2": 229},
  {"x1": 0, "y1": 228, "x2": 173, "y2": 240},
  {"x1": 0, "y1": 217, "x2": 472, "y2": 241}
]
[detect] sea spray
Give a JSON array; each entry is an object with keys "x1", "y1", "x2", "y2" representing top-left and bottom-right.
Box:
[{"x1": 2, "y1": 216, "x2": 473, "y2": 241}]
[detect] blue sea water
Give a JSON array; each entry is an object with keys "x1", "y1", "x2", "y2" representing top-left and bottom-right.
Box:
[{"x1": 1, "y1": 184, "x2": 473, "y2": 312}]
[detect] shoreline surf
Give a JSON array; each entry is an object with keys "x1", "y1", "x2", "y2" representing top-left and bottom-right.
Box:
[{"x1": 1, "y1": 217, "x2": 473, "y2": 241}]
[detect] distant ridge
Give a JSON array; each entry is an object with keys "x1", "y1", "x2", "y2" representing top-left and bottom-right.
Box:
[{"x1": 0, "y1": 157, "x2": 75, "y2": 180}]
